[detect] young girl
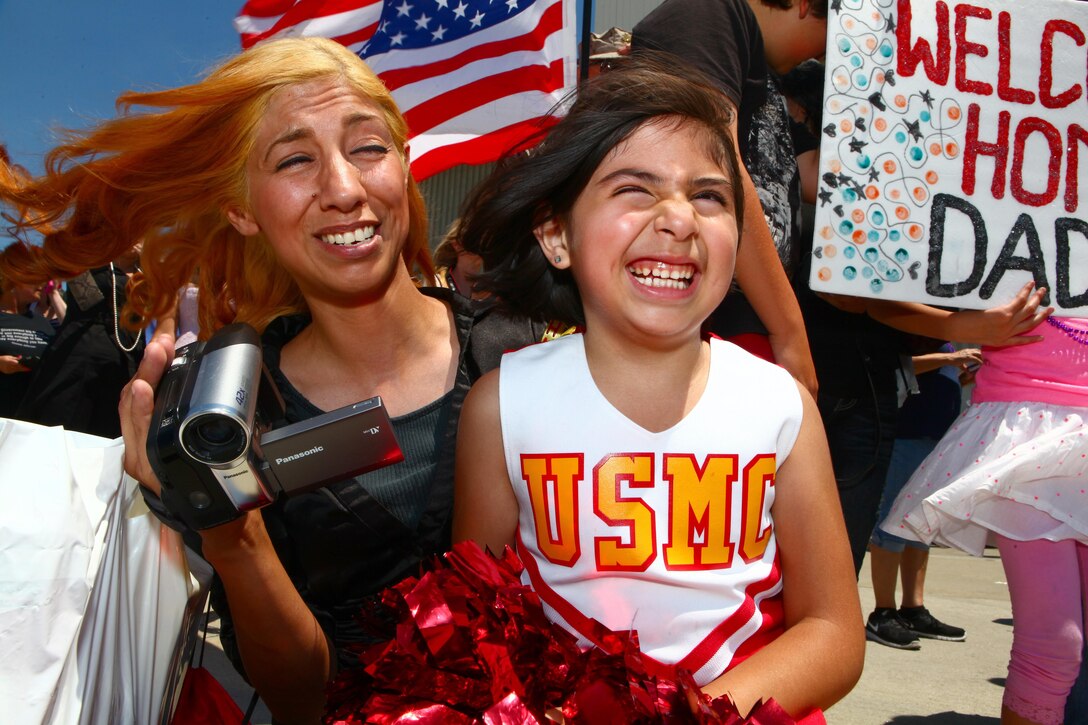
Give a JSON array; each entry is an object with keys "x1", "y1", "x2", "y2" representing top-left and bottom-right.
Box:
[
  {"x1": 883, "y1": 317, "x2": 1088, "y2": 725},
  {"x1": 452, "y1": 59, "x2": 864, "y2": 720}
]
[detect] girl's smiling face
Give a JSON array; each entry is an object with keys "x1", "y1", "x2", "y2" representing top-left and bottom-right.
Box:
[
  {"x1": 226, "y1": 77, "x2": 412, "y2": 305},
  {"x1": 537, "y1": 118, "x2": 740, "y2": 346}
]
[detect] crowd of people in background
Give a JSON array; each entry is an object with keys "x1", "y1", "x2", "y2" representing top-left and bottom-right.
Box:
[{"x1": 0, "y1": 1, "x2": 1086, "y2": 724}]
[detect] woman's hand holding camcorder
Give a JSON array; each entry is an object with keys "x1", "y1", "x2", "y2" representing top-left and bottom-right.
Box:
[{"x1": 119, "y1": 331, "x2": 175, "y2": 497}]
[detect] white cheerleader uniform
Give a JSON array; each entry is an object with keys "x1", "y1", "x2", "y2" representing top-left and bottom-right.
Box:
[{"x1": 498, "y1": 334, "x2": 803, "y2": 686}]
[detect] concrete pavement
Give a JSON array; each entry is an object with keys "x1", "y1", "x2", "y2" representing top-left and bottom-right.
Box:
[
  {"x1": 833, "y1": 546, "x2": 1010, "y2": 724},
  {"x1": 203, "y1": 546, "x2": 1013, "y2": 724}
]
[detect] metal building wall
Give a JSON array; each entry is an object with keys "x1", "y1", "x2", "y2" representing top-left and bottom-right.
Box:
[
  {"x1": 592, "y1": 0, "x2": 661, "y2": 32},
  {"x1": 420, "y1": 0, "x2": 665, "y2": 250},
  {"x1": 419, "y1": 162, "x2": 495, "y2": 249}
]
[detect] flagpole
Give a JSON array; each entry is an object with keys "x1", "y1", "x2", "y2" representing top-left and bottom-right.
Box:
[{"x1": 579, "y1": 0, "x2": 593, "y2": 80}]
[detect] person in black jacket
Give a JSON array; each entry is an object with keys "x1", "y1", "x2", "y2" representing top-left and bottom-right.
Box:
[
  {"x1": 0, "y1": 276, "x2": 55, "y2": 418},
  {"x1": 16, "y1": 248, "x2": 144, "y2": 438}
]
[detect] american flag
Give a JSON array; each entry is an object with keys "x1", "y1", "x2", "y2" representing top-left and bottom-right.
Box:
[{"x1": 234, "y1": 0, "x2": 578, "y2": 180}]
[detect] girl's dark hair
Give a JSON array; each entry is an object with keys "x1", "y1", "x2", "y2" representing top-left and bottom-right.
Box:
[{"x1": 458, "y1": 54, "x2": 744, "y2": 326}]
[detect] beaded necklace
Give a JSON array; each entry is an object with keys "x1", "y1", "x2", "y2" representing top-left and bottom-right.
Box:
[
  {"x1": 110, "y1": 263, "x2": 142, "y2": 353},
  {"x1": 1046, "y1": 317, "x2": 1088, "y2": 347}
]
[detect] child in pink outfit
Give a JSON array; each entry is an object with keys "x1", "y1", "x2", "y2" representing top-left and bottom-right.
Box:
[{"x1": 884, "y1": 317, "x2": 1088, "y2": 724}]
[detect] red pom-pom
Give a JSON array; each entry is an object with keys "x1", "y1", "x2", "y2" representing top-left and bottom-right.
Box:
[{"x1": 323, "y1": 541, "x2": 801, "y2": 724}]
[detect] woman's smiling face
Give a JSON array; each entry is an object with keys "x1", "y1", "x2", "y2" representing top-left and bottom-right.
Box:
[{"x1": 227, "y1": 77, "x2": 412, "y2": 305}]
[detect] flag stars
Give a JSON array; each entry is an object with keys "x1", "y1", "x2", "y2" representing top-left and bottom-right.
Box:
[
  {"x1": 396, "y1": 1, "x2": 413, "y2": 18},
  {"x1": 415, "y1": 12, "x2": 432, "y2": 30},
  {"x1": 389, "y1": 31, "x2": 407, "y2": 45},
  {"x1": 432, "y1": 24, "x2": 448, "y2": 41},
  {"x1": 436, "y1": 0, "x2": 449, "y2": 8},
  {"x1": 506, "y1": 0, "x2": 519, "y2": 11},
  {"x1": 470, "y1": 10, "x2": 485, "y2": 27},
  {"x1": 452, "y1": 1, "x2": 468, "y2": 20}
]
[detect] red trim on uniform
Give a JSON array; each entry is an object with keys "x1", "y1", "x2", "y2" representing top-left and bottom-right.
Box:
[
  {"x1": 674, "y1": 559, "x2": 783, "y2": 675},
  {"x1": 516, "y1": 535, "x2": 784, "y2": 681},
  {"x1": 516, "y1": 536, "x2": 615, "y2": 651},
  {"x1": 723, "y1": 333, "x2": 776, "y2": 362},
  {"x1": 728, "y1": 594, "x2": 784, "y2": 668}
]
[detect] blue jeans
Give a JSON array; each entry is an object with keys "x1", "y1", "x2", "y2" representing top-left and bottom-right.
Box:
[
  {"x1": 870, "y1": 437, "x2": 935, "y2": 553},
  {"x1": 818, "y1": 389, "x2": 898, "y2": 577}
]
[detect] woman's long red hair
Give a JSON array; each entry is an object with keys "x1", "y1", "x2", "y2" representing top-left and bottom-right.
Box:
[{"x1": 0, "y1": 37, "x2": 432, "y2": 335}]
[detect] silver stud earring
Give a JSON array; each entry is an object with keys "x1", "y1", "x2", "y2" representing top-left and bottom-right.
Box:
[{"x1": 553, "y1": 255, "x2": 562, "y2": 263}]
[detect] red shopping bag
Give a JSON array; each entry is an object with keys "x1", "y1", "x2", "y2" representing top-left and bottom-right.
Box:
[{"x1": 171, "y1": 666, "x2": 245, "y2": 724}]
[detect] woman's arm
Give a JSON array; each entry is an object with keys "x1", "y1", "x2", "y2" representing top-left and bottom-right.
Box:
[
  {"x1": 41, "y1": 282, "x2": 67, "y2": 322},
  {"x1": 0, "y1": 354, "x2": 30, "y2": 374},
  {"x1": 865, "y1": 281, "x2": 1052, "y2": 347},
  {"x1": 911, "y1": 347, "x2": 981, "y2": 377},
  {"x1": 700, "y1": 382, "x2": 864, "y2": 716},
  {"x1": 452, "y1": 370, "x2": 519, "y2": 554},
  {"x1": 199, "y1": 513, "x2": 335, "y2": 724},
  {"x1": 730, "y1": 125, "x2": 817, "y2": 397},
  {"x1": 119, "y1": 335, "x2": 334, "y2": 724}
]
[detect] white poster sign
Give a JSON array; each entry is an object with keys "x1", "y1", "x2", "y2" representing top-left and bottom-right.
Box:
[{"x1": 811, "y1": 0, "x2": 1088, "y2": 313}]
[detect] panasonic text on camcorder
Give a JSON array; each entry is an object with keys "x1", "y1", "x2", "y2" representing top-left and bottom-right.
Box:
[{"x1": 275, "y1": 446, "x2": 325, "y2": 465}]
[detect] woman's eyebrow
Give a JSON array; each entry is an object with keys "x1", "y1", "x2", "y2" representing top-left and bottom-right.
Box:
[
  {"x1": 264, "y1": 128, "x2": 311, "y2": 162},
  {"x1": 263, "y1": 113, "x2": 385, "y2": 162}
]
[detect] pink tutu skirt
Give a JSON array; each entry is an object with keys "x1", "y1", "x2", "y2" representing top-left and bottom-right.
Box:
[{"x1": 881, "y1": 401, "x2": 1088, "y2": 556}]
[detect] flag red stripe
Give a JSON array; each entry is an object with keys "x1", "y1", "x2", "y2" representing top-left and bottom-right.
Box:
[
  {"x1": 330, "y1": 22, "x2": 379, "y2": 49},
  {"x1": 377, "y1": 2, "x2": 562, "y2": 91},
  {"x1": 409, "y1": 116, "x2": 557, "y2": 180},
  {"x1": 237, "y1": 0, "x2": 298, "y2": 19},
  {"x1": 235, "y1": 0, "x2": 576, "y2": 180},
  {"x1": 240, "y1": 0, "x2": 378, "y2": 48},
  {"x1": 402, "y1": 59, "x2": 566, "y2": 137}
]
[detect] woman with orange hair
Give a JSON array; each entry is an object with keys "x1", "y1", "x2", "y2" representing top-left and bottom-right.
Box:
[{"x1": 0, "y1": 36, "x2": 542, "y2": 722}]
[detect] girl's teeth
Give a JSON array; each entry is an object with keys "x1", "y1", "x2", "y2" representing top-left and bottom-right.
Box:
[
  {"x1": 633, "y1": 276, "x2": 690, "y2": 289},
  {"x1": 626, "y1": 263, "x2": 694, "y2": 287}
]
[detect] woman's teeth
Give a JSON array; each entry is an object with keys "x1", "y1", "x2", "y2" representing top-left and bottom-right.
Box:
[
  {"x1": 321, "y1": 227, "x2": 375, "y2": 246},
  {"x1": 628, "y1": 263, "x2": 694, "y2": 289}
]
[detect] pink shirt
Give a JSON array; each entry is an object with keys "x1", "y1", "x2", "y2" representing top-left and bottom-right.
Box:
[{"x1": 973, "y1": 317, "x2": 1088, "y2": 408}]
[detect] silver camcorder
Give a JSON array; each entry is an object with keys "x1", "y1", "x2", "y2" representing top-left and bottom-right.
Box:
[{"x1": 147, "y1": 323, "x2": 404, "y2": 530}]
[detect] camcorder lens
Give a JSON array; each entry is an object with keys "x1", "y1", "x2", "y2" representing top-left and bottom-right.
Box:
[
  {"x1": 199, "y1": 419, "x2": 235, "y2": 445},
  {"x1": 182, "y1": 414, "x2": 248, "y2": 464}
]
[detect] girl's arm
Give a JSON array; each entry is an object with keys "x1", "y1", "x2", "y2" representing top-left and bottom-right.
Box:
[
  {"x1": 452, "y1": 370, "x2": 519, "y2": 553},
  {"x1": 120, "y1": 335, "x2": 334, "y2": 723},
  {"x1": 701, "y1": 382, "x2": 864, "y2": 716}
]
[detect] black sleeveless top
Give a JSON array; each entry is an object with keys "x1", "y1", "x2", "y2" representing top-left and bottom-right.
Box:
[{"x1": 209, "y1": 288, "x2": 545, "y2": 675}]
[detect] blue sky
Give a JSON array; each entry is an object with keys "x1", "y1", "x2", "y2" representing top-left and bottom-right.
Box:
[
  {"x1": 0, "y1": 1, "x2": 591, "y2": 176},
  {"x1": 0, "y1": 0, "x2": 241, "y2": 175}
]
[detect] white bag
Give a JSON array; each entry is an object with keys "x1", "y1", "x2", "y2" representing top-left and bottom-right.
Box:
[{"x1": 0, "y1": 418, "x2": 209, "y2": 724}]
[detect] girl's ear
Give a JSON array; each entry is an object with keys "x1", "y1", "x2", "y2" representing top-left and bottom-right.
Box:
[
  {"x1": 224, "y1": 205, "x2": 260, "y2": 237},
  {"x1": 534, "y1": 217, "x2": 571, "y2": 269}
]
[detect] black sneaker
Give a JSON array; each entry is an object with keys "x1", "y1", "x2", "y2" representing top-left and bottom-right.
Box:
[
  {"x1": 898, "y1": 606, "x2": 966, "y2": 642},
  {"x1": 865, "y1": 608, "x2": 922, "y2": 650}
]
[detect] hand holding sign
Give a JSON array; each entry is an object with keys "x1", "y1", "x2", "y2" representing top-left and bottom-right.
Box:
[{"x1": 866, "y1": 280, "x2": 1053, "y2": 347}]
